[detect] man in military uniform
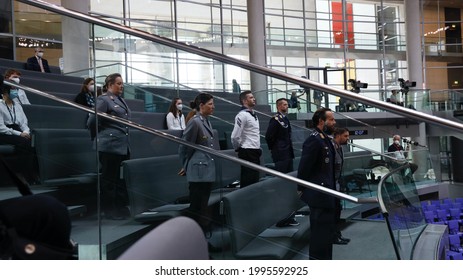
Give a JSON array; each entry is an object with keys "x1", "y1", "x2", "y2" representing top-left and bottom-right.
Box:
[
  {"x1": 265, "y1": 98, "x2": 298, "y2": 227},
  {"x1": 297, "y1": 108, "x2": 336, "y2": 260},
  {"x1": 265, "y1": 98, "x2": 294, "y2": 173}
]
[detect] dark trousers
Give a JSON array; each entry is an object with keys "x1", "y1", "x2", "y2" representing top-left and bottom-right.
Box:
[
  {"x1": 273, "y1": 158, "x2": 293, "y2": 174},
  {"x1": 335, "y1": 198, "x2": 342, "y2": 238},
  {"x1": 99, "y1": 152, "x2": 129, "y2": 216},
  {"x1": 238, "y1": 148, "x2": 261, "y2": 188},
  {"x1": 309, "y1": 207, "x2": 336, "y2": 260},
  {"x1": 187, "y1": 182, "x2": 213, "y2": 232},
  {"x1": 0, "y1": 134, "x2": 38, "y2": 183}
]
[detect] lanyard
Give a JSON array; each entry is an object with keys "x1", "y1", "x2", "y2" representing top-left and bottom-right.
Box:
[{"x1": 4, "y1": 102, "x2": 16, "y2": 124}]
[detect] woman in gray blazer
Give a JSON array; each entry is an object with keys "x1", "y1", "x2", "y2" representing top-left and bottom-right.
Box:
[
  {"x1": 88, "y1": 73, "x2": 131, "y2": 220},
  {"x1": 179, "y1": 93, "x2": 217, "y2": 234}
]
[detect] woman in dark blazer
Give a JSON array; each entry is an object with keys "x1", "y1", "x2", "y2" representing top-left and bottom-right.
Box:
[
  {"x1": 179, "y1": 93, "x2": 217, "y2": 234},
  {"x1": 75, "y1": 78, "x2": 96, "y2": 108},
  {"x1": 87, "y1": 73, "x2": 131, "y2": 220}
]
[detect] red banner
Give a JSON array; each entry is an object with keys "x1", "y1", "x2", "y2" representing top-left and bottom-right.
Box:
[{"x1": 332, "y1": 2, "x2": 354, "y2": 48}]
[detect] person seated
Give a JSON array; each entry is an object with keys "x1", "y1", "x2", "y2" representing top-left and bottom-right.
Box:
[
  {"x1": 3, "y1": 69, "x2": 31, "y2": 105},
  {"x1": 26, "y1": 47, "x2": 51, "y2": 73},
  {"x1": 339, "y1": 97, "x2": 357, "y2": 112},
  {"x1": 166, "y1": 97, "x2": 185, "y2": 130},
  {"x1": 389, "y1": 89, "x2": 404, "y2": 106},
  {"x1": 0, "y1": 81, "x2": 39, "y2": 184},
  {"x1": 74, "y1": 78, "x2": 97, "y2": 108},
  {"x1": 387, "y1": 135, "x2": 418, "y2": 174}
]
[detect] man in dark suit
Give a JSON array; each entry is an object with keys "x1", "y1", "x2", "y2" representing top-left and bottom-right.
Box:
[
  {"x1": 26, "y1": 47, "x2": 51, "y2": 73},
  {"x1": 297, "y1": 108, "x2": 336, "y2": 260}
]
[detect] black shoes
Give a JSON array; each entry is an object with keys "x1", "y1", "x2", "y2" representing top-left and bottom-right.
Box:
[
  {"x1": 333, "y1": 234, "x2": 350, "y2": 245},
  {"x1": 333, "y1": 237, "x2": 349, "y2": 245},
  {"x1": 276, "y1": 218, "x2": 300, "y2": 227}
]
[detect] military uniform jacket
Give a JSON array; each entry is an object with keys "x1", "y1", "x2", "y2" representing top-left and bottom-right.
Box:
[
  {"x1": 179, "y1": 113, "x2": 218, "y2": 182},
  {"x1": 297, "y1": 127, "x2": 336, "y2": 209},
  {"x1": 87, "y1": 92, "x2": 131, "y2": 155},
  {"x1": 265, "y1": 112, "x2": 294, "y2": 162}
]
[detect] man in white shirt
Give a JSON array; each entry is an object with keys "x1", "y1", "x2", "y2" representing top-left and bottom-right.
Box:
[
  {"x1": 4, "y1": 69, "x2": 31, "y2": 105},
  {"x1": 231, "y1": 90, "x2": 261, "y2": 187}
]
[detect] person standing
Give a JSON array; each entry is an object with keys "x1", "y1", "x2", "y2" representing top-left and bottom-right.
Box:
[
  {"x1": 331, "y1": 127, "x2": 351, "y2": 245},
  {"x1": 166, "y1": 97, "x2": 186, "y2": 130},
  {"x1": 297, "y1": 108, "x2": 336, "y2": 260},
  {"x1": 87, "y1": 73, "x2": 131, "y2": 220},
  {"x1": 265, "y1": 97, "x2": 299, "y2": 227},
  {"x1": 178, "y1": 93, "x2": 217, "y2": 236},
  {"x1": 26, "y1": 47, "x2": 51, "y2": 73},
  {"x1": 387, "y1": 134, "x2": 418, "y2": 173},
  {"x1": 232, "y1": 79, "x2": 241, "y2": 93},
  {"x1": 231, "y1": 90, "x2": 261, "y2": 188},
  {"x1": 265, "y1": 98, "x2": 294, "y2": 174}
]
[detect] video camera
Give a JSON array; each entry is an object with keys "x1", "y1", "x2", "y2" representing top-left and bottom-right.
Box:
[
  {"x1": 398, "y1": 78, "x2": 416, "y2": 94},
  {"x1": 403, "y1": 138, "x2": 419, "y2": 146},
  {"x1": 348, "y1": 79, "x2": 368, "y2": 93}
]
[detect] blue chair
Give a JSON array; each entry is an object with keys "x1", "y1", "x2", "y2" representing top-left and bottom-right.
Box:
[
  {"x1": 440, "y1": 203, "x2": 451, "y2": 212},
  {"x1": 449, "y1": 220, "x2": 460, "y2": 235},
  {"x1": 431, "y1": 200, "x2": 441, "y2": 207},
  {"x1": 424, "y1": 210, "x2": 435, "y2": 223},
  {"x1": 426, "y1": 204, "x2": 437, "y2": 213},
  {"x1": 420, "y1": 201, "x2": 429, "y2": 209},
  {"x1": 449, "y1": 234, "x2": 463, "y2": 252},
  {"x1": 448, "y1": 251, "x2": 463, "y2": 260},
  {"x1": 436, "y1": 209, "x2": 448, "y2": 222},
  {"x1": 444, "y1": 198, "x2": 454, "y2": 205},
  {"x1": 456, "y1": 198, "x2": 463, "y2": 205},
  {"x1": 450, "y1": 208, "x2": 462, "y2": 221},
  {"x1": 453, "y1": 203, "x2": 462, "y2": 211}
]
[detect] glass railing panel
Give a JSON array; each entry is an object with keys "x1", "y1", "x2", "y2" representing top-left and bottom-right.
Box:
[
  {"x1": 17, "y1": 0, "x2": 450, "y2": 260},
  {"x1": 379, "y1": 164, "x2": 428, "y2": 260}
]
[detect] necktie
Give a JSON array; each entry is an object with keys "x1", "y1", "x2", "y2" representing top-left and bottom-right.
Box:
[{"x1": 38, "y1": 58, "x2": 45, "y2": 73}]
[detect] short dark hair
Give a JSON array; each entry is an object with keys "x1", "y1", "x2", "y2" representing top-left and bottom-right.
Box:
[
  {"x1": 239, "y1": 90, "x2": 252, "y2": 105},
  {"x1": 333, "y1": 127, "x2": 349, "y2": 137},
  {"x1": 312, "y1": 108, "x2": 332, "y2": 126},
  {"x1": 195, "y1": 93, "x2": 214, "y2": 107},
  {"x1": 276, "y1": 98, "x2": 288, "y2": 106}
]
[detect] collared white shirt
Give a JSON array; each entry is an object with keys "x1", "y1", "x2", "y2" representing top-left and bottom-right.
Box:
[
  {"x1": 0, "y1": 100, "x2": 30, "y2": 135},
  {"x1": 231, "y1": 108, "x2": 260, "y2": 150}
]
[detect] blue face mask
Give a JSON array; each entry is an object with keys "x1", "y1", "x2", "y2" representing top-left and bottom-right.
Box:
[{"x1": 9, "y1": 89, "x2": 19, "y2": 99}]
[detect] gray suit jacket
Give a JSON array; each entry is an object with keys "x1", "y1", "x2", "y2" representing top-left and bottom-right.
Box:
[
  {"x1": 87, "y1": 92, "x2": 131, "y2": 155},
  {"x1": 179, "y1": 113, "x2": 218, "y2": 182}
]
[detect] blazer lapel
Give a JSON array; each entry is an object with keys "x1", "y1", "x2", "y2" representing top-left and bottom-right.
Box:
[{"x1": 199, "y1": 115, "x2": 214, "y2": 137}]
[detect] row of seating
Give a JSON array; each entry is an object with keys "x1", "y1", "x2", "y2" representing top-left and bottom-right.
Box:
[
  {"x1": 30, "y1": 128, "x2": 186, "y2": 187},
  {"x1": 121, "y1": 149, "x2": 240, "y2": 223}
]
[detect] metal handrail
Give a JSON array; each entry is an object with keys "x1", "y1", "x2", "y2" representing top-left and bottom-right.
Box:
[
  {"x1": 4, "y1": 80, "x2": 376, "y2": 205},
  {"x1": 18, "y1": 0, "x2": 463, "y2": 134}
]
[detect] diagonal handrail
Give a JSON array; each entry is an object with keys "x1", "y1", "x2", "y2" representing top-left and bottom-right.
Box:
[
  {"x1": 18, "y1": 0, "x2": 463, "y2": 134},
  {"x1": 4, "y1": 80, "x2": 377, "y2": 205}
]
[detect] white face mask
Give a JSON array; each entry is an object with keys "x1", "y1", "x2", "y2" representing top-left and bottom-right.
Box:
[
  {"x1": 176, "y1": 104, "x2": 183, "y2": 111},
  {"x1": 10, "y1": 77, "x2": 20, "y2": 84},
  {"x1": 37, "y1": 51, "x2": 44, "y2": 58},
  {"x1": 87, "y1": 85, "x2": 94, "y2": 92},
  {"x1": 394, "y1": 140, "x2": 400, "y2": 145}
]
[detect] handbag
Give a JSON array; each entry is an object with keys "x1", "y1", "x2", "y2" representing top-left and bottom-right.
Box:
[{"x1": 6, "y1": 123, "x2": 21, "y2": 132}]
